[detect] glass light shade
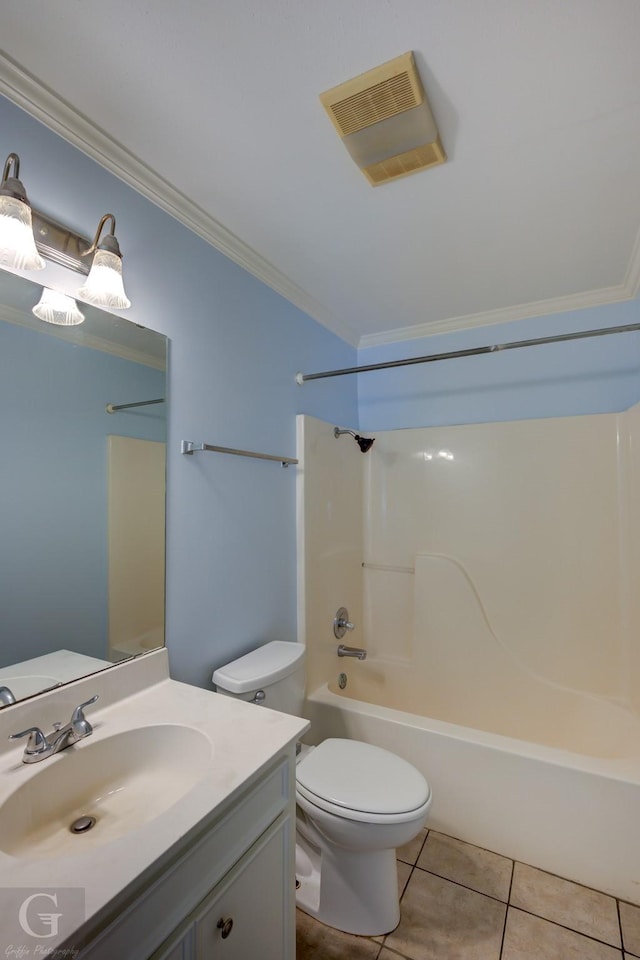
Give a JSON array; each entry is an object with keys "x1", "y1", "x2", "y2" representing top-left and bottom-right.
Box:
[
  {"x1": 77, "y1": 249, "x2": 131, "y2": 309},
  {"x1": 32, "y1": 288, "x2": 85, "y2": 326},
  {"x1": 0, "y1": 196, "x2": 45, "y2": 271}
]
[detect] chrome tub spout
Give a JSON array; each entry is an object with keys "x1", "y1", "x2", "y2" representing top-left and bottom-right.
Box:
[{"x1": 337, "y1": 644, "x2": 367, "y2": 660}]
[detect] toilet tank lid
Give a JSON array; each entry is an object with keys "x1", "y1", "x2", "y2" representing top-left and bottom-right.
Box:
[{"x1": 212, "y1": 641, "x2": 305, "y2": 694}]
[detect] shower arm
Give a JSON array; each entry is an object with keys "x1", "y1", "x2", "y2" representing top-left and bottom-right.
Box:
[{"x1": 333, "y1": 427, "x2": 375, "y2": 452}]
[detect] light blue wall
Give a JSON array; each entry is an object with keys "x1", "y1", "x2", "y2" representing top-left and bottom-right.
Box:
[
  {"x1": 7, "y1": 91, "x2": 639, "y2": 689},
  {"x1": 1, "y1": 95, "x2": 358, "y2": 688},
  {"x1": 0, "y1": 320, "x2": 165, "y2": 666},
  {"x1": 357, "y1": 302, "x2": 640, "y2": 432}
]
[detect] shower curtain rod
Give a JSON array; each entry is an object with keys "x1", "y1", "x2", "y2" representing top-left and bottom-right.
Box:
[
  {"x1": 106, "y1": 398, "x2": 165, "y2": 413},
  {"x1": 295, "y1": 321, "x2": 640, "y2": 383}
]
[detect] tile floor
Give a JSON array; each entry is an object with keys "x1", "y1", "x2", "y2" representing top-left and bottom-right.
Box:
[{"x1": 296, "y1": 830, "x2": 640, "y2": 960}]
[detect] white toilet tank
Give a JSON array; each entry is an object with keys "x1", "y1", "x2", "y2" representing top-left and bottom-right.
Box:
[{"x1": 212, "y1": 641, "x2": 305, "y2": 715}]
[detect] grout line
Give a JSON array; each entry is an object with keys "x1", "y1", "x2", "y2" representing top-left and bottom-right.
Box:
[
  {"x1": 508, "y1": 905, "x2": 623, "y2": 951},
  {"x1": 432, "y1": 829, "x2": 513, "y2": 862},
  {"x1": 399, "y1": 864, "x2": 414, "y2": 901},
  {"x1": 511, "y1": 857, "x2": 623, "y2": 902},
  {"x1": 376, "y1": 945, "x2": 412, "y2": 960},
  {"x1": 506, "y1": 858, "x2": 515, "y2": 902},
  {"x1": 416, "y1": 827, "x2": 430, "y2": 862},
  {"x1": 617, "y1": 900, "x2": 625, "y2": 955},
  {"x1": 410, "y1": 860, "x2": 621, "y2": 950},
  {"x1": 412, "y1": 863, "x2": 511, "y2": 905},
  {"x1": 498, "y1": 861, "x2": 516, "y2": 959},
  {"x1": 498, "y1": 907, "x2": 509, "y2": 960}
]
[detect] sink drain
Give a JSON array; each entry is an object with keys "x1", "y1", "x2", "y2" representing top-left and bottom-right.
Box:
[{"x1": 70, "y1": 815, "x2": 96, "y2": 834}]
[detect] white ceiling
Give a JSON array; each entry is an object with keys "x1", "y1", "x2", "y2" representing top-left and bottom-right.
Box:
[{"x1": 2, "y1": 1, "x2": 640, "y2": 347}]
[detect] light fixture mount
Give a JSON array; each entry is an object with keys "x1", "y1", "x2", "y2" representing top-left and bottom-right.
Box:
[{"x1": 31, "y1": 210, "x2": 91, "y2": 275}]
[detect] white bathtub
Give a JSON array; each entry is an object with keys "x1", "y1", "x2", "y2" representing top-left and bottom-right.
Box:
[{"x1": 304, "y1": 681, "x2": 640, "y2": 905}]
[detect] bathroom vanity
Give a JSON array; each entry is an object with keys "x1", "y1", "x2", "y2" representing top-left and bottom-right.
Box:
[{"x1": 0, "y1": 650, "x2": 308, "y2": 959}]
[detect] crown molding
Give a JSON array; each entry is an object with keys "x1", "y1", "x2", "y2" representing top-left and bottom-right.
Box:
[
  {"x1": 0, "y1": 54, "x2": 360, "y2": 348},
  {"x1": 2, "y1": 54, "x2": 639, "y2": 355},
  {"x1": 359, "y1": 224, "x2": 640, "y2": 348}
]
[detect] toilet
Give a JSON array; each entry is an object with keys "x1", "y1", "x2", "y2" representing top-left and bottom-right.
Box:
[{"x1": 212, "y1": 641, "x2": 432, "y2": 936}]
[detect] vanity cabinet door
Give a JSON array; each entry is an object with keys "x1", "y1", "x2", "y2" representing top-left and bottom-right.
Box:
[
  {"x1": 194, "y1": 815, "x2": 291, "y2": 959},
  {"x1": 149, "y1": 926, "x2": 194, "y2": 960}
]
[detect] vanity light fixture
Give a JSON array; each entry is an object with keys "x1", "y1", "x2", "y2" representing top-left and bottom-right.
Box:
[
  {"x1": 0, "y1": 152, "x2": 45, "y2": 271},
  {"x1": 0, "y1": 151, "x2": 131, "y2": 310},
  {"x1": 32, "y1": 287, "x2": 85, "y2": 326},
  {"x1": 77, "y1": 214, "x2": 131, "y2": 310}
]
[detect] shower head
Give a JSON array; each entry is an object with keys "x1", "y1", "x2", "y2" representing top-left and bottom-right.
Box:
[
  {"x1": 333, "y1": 427, "x2": 375, "y2": 453},
  {"x1": 357, "y1": 436, "x2": 375, "y2": 453}
]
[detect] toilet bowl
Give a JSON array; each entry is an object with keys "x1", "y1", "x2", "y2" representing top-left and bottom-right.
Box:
[{"x1": 212, "y1": 641, "x2": 432, "y2": 936}]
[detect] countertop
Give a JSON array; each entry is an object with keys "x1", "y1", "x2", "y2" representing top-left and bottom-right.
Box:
[{"x1": 0, "y1": 651, "x2": 308, "y2": 953}]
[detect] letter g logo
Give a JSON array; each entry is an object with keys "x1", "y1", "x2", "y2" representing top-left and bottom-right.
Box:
[{"x1": 18, "y1": 892, "x2": 62, "y2": 939}]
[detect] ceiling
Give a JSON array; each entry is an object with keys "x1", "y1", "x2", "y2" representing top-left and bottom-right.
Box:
[{"x1": 2, "y1": 1, "x2": 640, "y2": 347}]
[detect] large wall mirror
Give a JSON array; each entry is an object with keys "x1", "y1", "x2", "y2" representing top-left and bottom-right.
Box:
[{"x1": 0, "y1": 268, "x2": 167, "y2": 706}]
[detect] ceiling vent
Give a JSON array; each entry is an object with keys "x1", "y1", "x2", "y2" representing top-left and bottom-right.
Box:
[{"x1": 319, "y1": 52, "x2": 446, "y2": 186}]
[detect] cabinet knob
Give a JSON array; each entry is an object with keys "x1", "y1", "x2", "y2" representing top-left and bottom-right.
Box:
[{"x1": 217, "y1": 917, "x2": 234, "y2": 939}]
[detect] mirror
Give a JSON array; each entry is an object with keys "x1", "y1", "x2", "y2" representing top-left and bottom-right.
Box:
[{"x1": 0, "y1": 268, "x2": 167, "y2": 706}]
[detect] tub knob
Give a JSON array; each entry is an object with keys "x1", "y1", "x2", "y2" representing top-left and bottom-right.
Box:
[{"x1": 334, "y1": 607, "x2": 355, "y2": 639}]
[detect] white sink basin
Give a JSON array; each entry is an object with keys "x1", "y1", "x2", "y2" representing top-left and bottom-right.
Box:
[{"x1": 0, "y1": 724, "x2": 212, "y2": 859}]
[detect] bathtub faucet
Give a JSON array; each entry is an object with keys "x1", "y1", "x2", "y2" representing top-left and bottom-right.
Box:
[{"x1": 337, "y1": 644, "x2": 367, "y2": 660}]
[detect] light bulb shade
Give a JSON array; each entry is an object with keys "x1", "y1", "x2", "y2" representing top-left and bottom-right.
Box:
[
  {"x1": 32, "y1": 288, "x2": 85, "y2": 326},
  {"x1": 0, "y1": 196, "x2": 45, "y2": 271},
  {"x1": 77, "y1": 248, "x2": 131, "y2": 309}
]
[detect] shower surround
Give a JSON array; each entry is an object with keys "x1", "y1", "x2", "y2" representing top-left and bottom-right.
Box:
[{"x1": 297, "y1": 408, "x2": 640, "y2": 901}]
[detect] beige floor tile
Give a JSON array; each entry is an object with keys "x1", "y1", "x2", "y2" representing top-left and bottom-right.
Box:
[
  {"x1": 620, "y1": 901, "x2": 640, "y2": 956},
  {"x1": 385, "y1": 868, "x2": 506, "y2": 960},
  {"x1": 417, "y1": 831, "x2": 512, "y2": 902},
  {"x1": 296, "y1": 909, "x2": 380, "y2": 959},
  {"x1": 502, "y1": 907, "x2": 622, "y2": 960},
  {"x1": 397, "y1": 828, "x2": 428, "y2": 866},
  {"x1": 510, "y1": 863, "x2": 620, "y2": 947}
]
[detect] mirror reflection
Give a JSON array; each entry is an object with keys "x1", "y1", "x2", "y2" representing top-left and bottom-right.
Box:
[{"x1": 0, "y1": 269, "x2": 167, "y2": 705}]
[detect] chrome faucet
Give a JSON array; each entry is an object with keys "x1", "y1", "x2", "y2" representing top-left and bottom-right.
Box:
[
  {"x1": 0, "y1": 686, "x2": 16, "y2": 707},
  {"x1": 337, "y1": 644, "x2": 367, "y2": 660},
  {"x1": 8, "y1": 695, "x2": 99, "y2": 763}
]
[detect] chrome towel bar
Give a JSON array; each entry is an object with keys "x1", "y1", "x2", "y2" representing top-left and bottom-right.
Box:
[{"x1": 181, "y1": 440, "x2": 298, "y2": 467}]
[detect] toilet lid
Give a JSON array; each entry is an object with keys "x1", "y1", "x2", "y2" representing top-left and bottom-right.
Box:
[{"x1": 296, "y1": 738, "x2": 429, "y2": 816}]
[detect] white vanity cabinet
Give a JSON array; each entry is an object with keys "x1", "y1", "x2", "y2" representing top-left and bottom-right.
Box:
[
  {"x1": 77, "y1": 751, "x2": 297, "y2": 960},
  {"x1": 153, "y1": 816, "x2": 288, "y2": 960}
]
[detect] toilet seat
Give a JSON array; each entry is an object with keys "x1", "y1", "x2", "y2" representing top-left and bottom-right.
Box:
[{"x1": 296, "y1": 738, "x2": 431, "y2": 824}]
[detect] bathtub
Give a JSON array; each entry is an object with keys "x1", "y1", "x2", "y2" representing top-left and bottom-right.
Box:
[{"x1": 304, "y1": 676, "x2": 640, "y2": 905}]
